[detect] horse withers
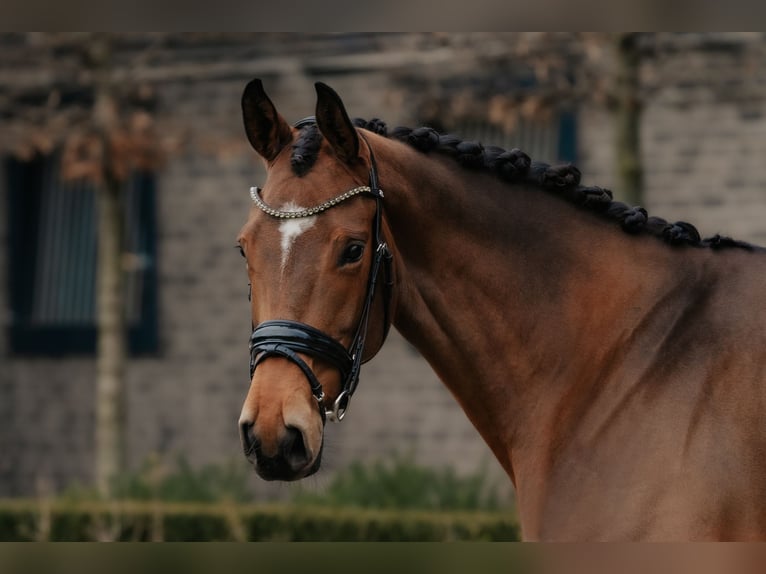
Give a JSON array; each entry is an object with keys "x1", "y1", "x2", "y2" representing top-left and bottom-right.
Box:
[{"x1": 236, "y1": 78, "x2": 766, "y2": 540}]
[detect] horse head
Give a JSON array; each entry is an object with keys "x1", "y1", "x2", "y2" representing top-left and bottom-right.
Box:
[{"x1": 237, "y1": 80, "x2": 393, "y2": 481}]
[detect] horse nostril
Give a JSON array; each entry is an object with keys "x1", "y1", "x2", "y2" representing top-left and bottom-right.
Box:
[
  {"x1": 239, "y1": 421, "x2": 258, "y2": 457},
  {"x1": 282, "y1": 426, "x2": 310, "y2": 471}
]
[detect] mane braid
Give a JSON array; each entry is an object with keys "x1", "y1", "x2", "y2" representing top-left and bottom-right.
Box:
[
  {"x1": 377, "y1": 120, "x2": 754, "y2": 251},
  {"x1": 297, "y1": 116, "x2": 755, "y2": 251}
]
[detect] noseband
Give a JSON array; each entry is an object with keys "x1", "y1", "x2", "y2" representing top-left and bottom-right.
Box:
[{"x1": 248, "y1": 120, "x2": 393, "y2": 423}]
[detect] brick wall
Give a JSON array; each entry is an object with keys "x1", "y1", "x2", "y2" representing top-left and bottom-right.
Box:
[
  {"x1": 578, "y1": 37, "x2": 766, "y2": 245},
  {"x1": 2, "y1": 33, "x2": 766, "y2": 499},
  {"x1": 642, "y1": 42, "x2": 766, "y2": 245}
]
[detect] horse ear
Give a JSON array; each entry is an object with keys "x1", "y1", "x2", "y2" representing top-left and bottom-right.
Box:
[
  {"x1": 242, "y1": 78, "x2": 293, "y2": 162},
  {"x1": 315, "y1": 82, "x2": 360, "y2": 164}
]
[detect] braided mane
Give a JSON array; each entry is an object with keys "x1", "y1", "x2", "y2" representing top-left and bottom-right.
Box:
[{"x1": 289, "y1": 118, "x2": 753, "y2": 251}]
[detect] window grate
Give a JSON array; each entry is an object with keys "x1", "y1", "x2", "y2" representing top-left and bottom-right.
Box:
[
  {"x1": 6, "y1": 153, "x2": 158, "y2": 356},
  {"x1": 454, "y1": 112, "x2": 577, "y2": 166}
]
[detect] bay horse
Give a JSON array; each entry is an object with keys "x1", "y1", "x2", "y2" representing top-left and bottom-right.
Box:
[{"x1": 236, "y1": 78, "x2": 766, "y2": 541}]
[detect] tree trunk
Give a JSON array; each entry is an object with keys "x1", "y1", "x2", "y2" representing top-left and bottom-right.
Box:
[
  {"x1": 614, "y1": 33, "x2": 643, "y2": 206},
  {"x1": 94, "y1": 165, "x2": 126, "y2": 498},
  {"x1": 91, "y1": 35, "x2": 127, "y2": 499}
]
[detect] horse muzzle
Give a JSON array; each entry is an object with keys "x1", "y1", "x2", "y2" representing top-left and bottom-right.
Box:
[{"x1": 239, "y1": 418, "x2": 323, "y2": 481}]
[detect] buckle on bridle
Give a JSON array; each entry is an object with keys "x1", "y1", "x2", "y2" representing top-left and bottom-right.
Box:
[{"x1": 326, "y1": 390, "x2": 350, "y2": 422}]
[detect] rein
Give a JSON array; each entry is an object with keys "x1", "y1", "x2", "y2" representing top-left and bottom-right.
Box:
[{"x1": 248, "y1": 120, "x2": 393, "y2": 422}]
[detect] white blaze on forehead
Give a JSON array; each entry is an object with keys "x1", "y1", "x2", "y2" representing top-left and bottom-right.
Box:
[{"x1": 278, "y1": 202, "x2": 317, "y2": 270}]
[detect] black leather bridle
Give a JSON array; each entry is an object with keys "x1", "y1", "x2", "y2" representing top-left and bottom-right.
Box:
[{"x1": 248, "y1": 119, "x2": 393, "y2": 423}]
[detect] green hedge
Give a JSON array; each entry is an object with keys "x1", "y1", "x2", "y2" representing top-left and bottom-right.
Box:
[
  {"x1": 0, "y1": 499, "x2": 520, "y2": 541},
  {"x1": 292, "y1": 455, "x2": 506, "y2": 511}
]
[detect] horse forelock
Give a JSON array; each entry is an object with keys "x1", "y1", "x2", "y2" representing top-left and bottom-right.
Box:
[
  {"x1": 291, "y1": 123, "x2": 323, "y2": 177},
  {"x1": 287, "y1": 116, "x2": 757, "y2": 252}
]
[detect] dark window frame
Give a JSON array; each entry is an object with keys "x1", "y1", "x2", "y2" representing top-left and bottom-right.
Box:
[
  {"x1": 6, "y1": 154, "x2": 158, "y2": 356},
  {"x1": 447, "y1": 110, "x2": 578, "y2": 166}
]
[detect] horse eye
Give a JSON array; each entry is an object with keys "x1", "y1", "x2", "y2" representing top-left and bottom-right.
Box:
[{"x1": 340, "y1": 243, "x2": 365, "y2": 265}]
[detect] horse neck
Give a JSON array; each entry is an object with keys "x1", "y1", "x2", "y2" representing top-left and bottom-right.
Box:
[{"x1": 372, "y1": 136, "x2": 708, "y2": 480}]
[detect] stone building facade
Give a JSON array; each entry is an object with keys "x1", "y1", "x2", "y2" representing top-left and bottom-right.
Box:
[{"x1": 1, "y1": 33, "x2": 765, "y2": 498}]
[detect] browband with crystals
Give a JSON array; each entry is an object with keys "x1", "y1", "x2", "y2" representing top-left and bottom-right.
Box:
[{"x1": 249, "y1": 185, "x2": 377, "y2": 219}]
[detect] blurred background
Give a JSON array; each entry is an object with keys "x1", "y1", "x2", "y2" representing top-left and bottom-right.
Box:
[{"x1": 1, "y1": 32, "x2": 765, "y2": 540}]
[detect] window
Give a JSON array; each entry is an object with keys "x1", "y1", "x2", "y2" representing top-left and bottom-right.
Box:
[
  {"x1": 452, "y1": 111, "x2": 577, "y2": 165},
  {"x1": 6, "y1": 152, "x2": 158, "y2": 355}
]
